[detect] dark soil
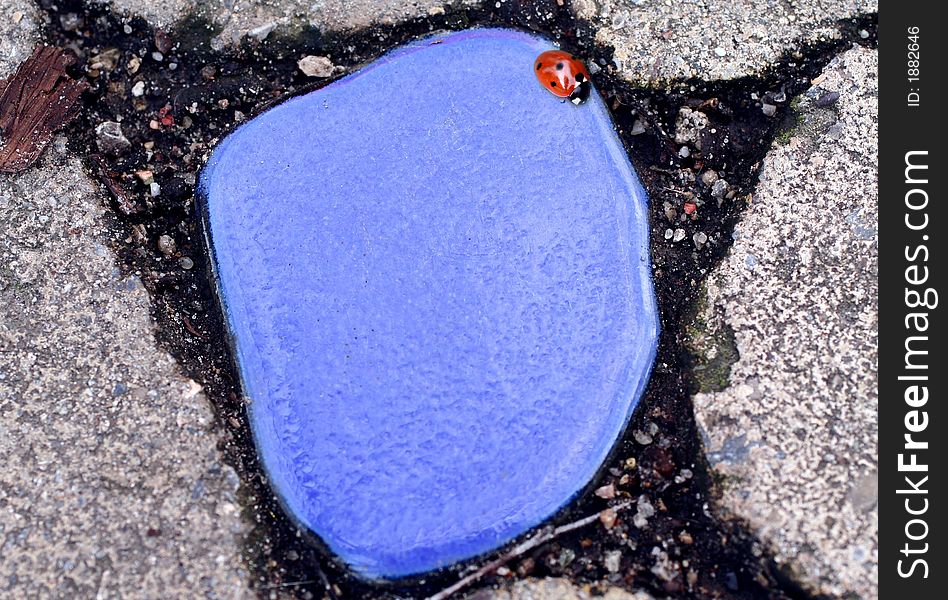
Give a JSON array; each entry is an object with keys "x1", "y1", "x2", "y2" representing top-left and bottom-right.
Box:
[{"x1": 39, "y1": 0, "x2": 876, "y2": 598}]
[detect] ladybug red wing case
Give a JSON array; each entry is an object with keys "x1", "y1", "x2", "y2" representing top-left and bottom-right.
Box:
[{"x1": 534, "y1": 50, "x2": 592, "y2": 105}]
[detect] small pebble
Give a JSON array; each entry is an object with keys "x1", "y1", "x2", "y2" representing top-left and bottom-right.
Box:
[
  {"x1": 711, "y1": 179, "x2": 729, "y2": 199},
  {"x1": 678, "y1": 146, "x2": 690, "y2": 158},
  {"x1": 693, "y1": 231, "x2": 708, "y2": 249},
  {"x1": 859, "y1": 29, "x2": 870, "y2": 39},
  {"x1": 700, "y1": 169, "x2": 718, "y2": 186},
  {"x1": 248, "y1": 22, "x2": 277, "y2": 41},
  {"x1": 595, "y1": 484, "x2": 617, "y2": 499},
  {"x1": 604, "y1": 550, "x2": 622, "y2": 573},
  {"x1": 149, "y1": 182, "x2": 161, "y2": 197},
  {"x1": 90, "y1": 48, "x2": 121, "y2": 71},
  {"x1": 60, "y1": 13, "x2": 81, "y2": 31},
  {"x1": 599, "y1": 508, "x2": 617, "y2": 529},
  {"x1": 298, "y1": 55, "x2": 335, "y2": 78},
  {"x1": 427, "y1": 6, "x2": 445, "y2": 15},
  {"x1": 123, "y1": 24, "x2": 133, "y2": 34},
  {"x1": 630, "y1": 119, "x2": 646, "y2": 135},
  {"x1": 815, "y1": 91, "x2": 840, "y2": 107},
  {"x1": 726, "y1": 572, "x2": 739, "y2": 591},
  {"x1": 178, "y1": 257, "x2": 195, "y2": 270},
  {"x1": 761, "y1": 103, "x2": 777, "y2": 117},
  {"x1": 633, "y1": 429, "x2": 653, "y2": 445},
  {"x1": 713, "y1": 47, "x2": 726, "y2": 57},
  {"x1": 664, "y1": 228, "x2": 673, "y2": 240},
  {"x1": 155, "y1": 29, "x2": 173, "y2": 53},
  {"x1": 633, "y1": 495, "x2": 655, "y2": 529},
  {"x1": 151, "y1": 51, "x2": 164, "y2": 62},
  {"x1": 95, "y1": 122, "x2": 131, "y2": 155},
  {"x1": 128, "y1": 56, "x2": 141, "y2": 74},
  {"x1": 131, "y1": 81, "x2": 146, "y2": 97},
  {"x1": 825, "y1": 123, "x2": 844, "y2": 140},
  {"x1": 158, "y1": 235, "x2": 177, "y2": 256},
  {"x1": 672, "y1": 228, "x2": 686, "y2": 243}
]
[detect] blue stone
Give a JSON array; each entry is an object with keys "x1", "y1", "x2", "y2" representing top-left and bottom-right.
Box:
[{"x1": 199, "y1": 28, "x2": 658, "y2": 579}]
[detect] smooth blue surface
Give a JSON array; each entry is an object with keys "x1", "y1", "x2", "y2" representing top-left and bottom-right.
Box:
[{"x1": 200, "y1": 28, "x2": 658, "y2": 579}]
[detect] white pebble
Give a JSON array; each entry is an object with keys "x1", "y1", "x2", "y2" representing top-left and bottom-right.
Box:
[{"x1": 298, "y1": 55, "x2": 335, "y2": 78}]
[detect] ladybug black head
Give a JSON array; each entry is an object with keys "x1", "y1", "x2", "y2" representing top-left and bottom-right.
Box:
[{"x1": 569, "y1": 78, "x2": 591, "y2": 105}]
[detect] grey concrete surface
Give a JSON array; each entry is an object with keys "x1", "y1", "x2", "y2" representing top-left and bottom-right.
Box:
[
  {"x1": 1, "y1": 0, "x2": 879, "y2": 597},
  {"x1": 574, "y1": 0, "x2": 876, "y2": 83},
  {"x1": 0, "y1": 0, "x2": 38, "y2": 78},
  {"x1": 477, "y1": 578, "x2": 655, "y2": 600},
  {"x1": 106, "y1": 0, "x2": 477, "y2": 47},
  {"x1": 689, "y1": 46, "x2": 878, "y2": 598},
  {"x1": 0, "y1": 144, "x2": 249, "y2": 598}
]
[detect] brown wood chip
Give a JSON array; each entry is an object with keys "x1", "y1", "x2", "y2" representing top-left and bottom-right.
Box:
[{"x1": 0, "y1": 45, "x2": 89, "y2": 173}]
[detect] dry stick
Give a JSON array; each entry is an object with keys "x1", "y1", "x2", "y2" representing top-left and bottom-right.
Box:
[
  {"x1": 426, "y1": 500, "x2": 635, "y2": 600},
  {"x1": 258, "y1": 579, "x2": 317, "y2": 590}
]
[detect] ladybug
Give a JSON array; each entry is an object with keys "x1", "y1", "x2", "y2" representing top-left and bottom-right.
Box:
[{"x1": 534, "y1": 50, "x2": 592, "y2": 105}]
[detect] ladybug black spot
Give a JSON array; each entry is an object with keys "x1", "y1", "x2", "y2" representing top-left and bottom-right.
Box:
[
  {"x1": 536, "y1": 62, "x2": 542, "y2": 70},
  {"x1": 549, "y1": 81, "x2": 557, "y2": 87},
  {"x1": 575, "y1": 73, "x2": 585, "y2": 82},
  {"x1": 556, "y1": 62, "x2": 564, "y2": 70}
]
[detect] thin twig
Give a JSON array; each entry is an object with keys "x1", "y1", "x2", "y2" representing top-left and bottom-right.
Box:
[
  {"x1": 426, "y1": 500, "x2": 634, "y2": 600},
  {"x1": 258, "y1": 579, "x2": 317, "y2": 590}
]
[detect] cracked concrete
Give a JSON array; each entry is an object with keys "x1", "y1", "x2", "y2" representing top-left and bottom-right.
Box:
[
  {"x1": 574, "y1": 0, "x2": 876, "y2": 83},
  {"x1": 0, "y1": 144, "x2": 249, "y2": 598},
  {"x1": 690, "y1": 46, "x2": 878, "y2": 598},
  {"x1": 0, "y1": 0, "x2": 38, "y2": 77},
  {"x1": 105, "y1": 0, "x2": 478, "y2": 47},
  {"x1": 476, "y1": 578, "x2": 655, "y2": 600}
]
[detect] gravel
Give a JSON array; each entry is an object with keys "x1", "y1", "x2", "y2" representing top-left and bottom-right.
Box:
[
  {"x1": 0, "y1": 145, "x2": 249, "y2": 598},
  {"x1": 573, "y1": 0, "x2": 876, "y2": 83},
  {"x1": 688, "y1": 46, "x2": 878, "y2": 598},
  {"x1": 674, "y1": 107, "x2": 709, "y2": 149}
]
